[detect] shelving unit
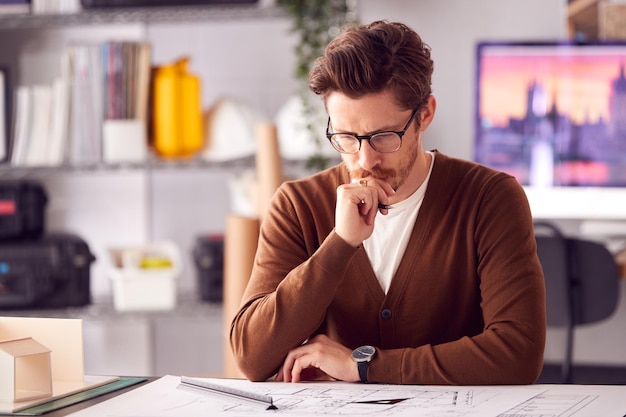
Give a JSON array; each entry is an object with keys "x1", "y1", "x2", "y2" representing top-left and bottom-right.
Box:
[
  {"x1": 0, "y1": 155, "x2": 257, "y2": 176},
  {"x1": 0, "y1": 2, "x2": 293, "y2": 173},
  {"x1": 0, "y1": 2, "x2": 300, "y2": 378},
  {"x1": 0, "y1": 3, "x2": 286, "y2": 29}
]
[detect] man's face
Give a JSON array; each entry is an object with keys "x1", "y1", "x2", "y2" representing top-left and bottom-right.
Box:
[{"x1": 326, "y1": 90, "x2": 431, "y2": 197}]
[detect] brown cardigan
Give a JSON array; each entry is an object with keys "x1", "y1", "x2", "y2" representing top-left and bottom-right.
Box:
[{"x1": 230, "y1": 151, "x2": 546, "y2": 385}]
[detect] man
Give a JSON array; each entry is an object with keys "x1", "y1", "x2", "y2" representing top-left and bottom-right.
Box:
[{"x1": 230, "y1": 20, "x2": 546, "y2": 385}]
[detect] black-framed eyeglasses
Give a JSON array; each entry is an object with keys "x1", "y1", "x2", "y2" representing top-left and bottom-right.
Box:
[{"x1": 326, "y1": 109, "x2": 418, "y2": 154}]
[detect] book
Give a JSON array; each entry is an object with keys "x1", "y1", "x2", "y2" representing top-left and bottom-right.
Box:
[
  {"x1": 10, "y1": 85, "x2": 32, "y2": 166},
  {"x1": 24, "y1": 84, "x2": 52, "y2": 167},
  {"x1": 7, "y1": 64, "x2": 70, "y2": 168},
  {"x1": 134, "y1": 42, "x2": 151, "y2": 124},
  {"x1": 49, "y1": 73, "x2": 70, "y2": 166},
  {"x1": 102, "y1": 41, "x2": 151, "y2": 121},
  {"x1": 62, "y1": 41, "x2": 153, "y2": 166},
  {"x1": 0, "y1": 69, "x2": 6, "y2": 161},
  {"x1": 48, "y1": 52, "x2": 72, "y2": 166},
  {"x1": 68, "y1": 43, "x2": 103, "y2": 165}
]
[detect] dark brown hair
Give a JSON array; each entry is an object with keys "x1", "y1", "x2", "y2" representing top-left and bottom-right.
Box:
[{"x1": 309, "y1": 20, "x2": 433, "y2": 114}]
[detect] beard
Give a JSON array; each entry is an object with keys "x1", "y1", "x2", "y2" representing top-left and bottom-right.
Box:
[{"x1": 348, "y1": 139, "x2": 419, "y2": 192}]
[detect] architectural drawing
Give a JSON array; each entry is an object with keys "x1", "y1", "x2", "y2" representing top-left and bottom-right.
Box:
[
  {"x1": 65, "y1": 375, "x2": 626, "y2": 417},
  {"x1": 177, "y1": 378, "x2": 540, "y2": 417}
]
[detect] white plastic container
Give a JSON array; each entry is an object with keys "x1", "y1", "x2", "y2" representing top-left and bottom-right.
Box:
[{"x1": 108, "y1": 242, "x2": 181, "y2": 312}]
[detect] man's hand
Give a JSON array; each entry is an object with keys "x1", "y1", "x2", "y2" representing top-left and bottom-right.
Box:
[
  {"x1": 275, "y1": 334, "x2": 360, "y2": 383},
  {"x1": 335, "y1": 178, "x2": 395, "y2": 247}
]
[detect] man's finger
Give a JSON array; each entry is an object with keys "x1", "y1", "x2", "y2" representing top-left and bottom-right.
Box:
[{"x1": 290, "y1": 356, "x2": 307, "y2": 383}]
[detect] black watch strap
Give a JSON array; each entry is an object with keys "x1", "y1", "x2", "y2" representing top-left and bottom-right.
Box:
[{"x1": 357, "y1": 360, "x2": 369, "y2": 383}]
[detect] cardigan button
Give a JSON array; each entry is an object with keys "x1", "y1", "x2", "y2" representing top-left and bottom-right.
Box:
[{"x1": 381, "y1": 308, "x2": 392, "y2": 319}]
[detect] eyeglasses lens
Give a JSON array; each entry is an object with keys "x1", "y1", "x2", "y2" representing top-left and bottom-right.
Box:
[{"x1": 330, "y1": 133, "x2": 402, "y2": 154}]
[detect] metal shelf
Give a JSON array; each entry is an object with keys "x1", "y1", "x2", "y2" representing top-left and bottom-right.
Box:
[
  {"x1": 0, "y1": 155, "x2": 328, "y2": 178},
  {"x1": 0, "y1": 155, "x2": 259, "y2": 177},
  {"x1": 0, "y1": 3, "x2": 286, "y2": 30}
]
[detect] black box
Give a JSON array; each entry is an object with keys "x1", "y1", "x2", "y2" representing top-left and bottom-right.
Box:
[
  {"x1": 193, "y1": 234, "x2": 223, "y2": 303},
  {"x1": 0, "y1": 233, "x2": 95, "y2": 309},
  {"x1": 0, "y1": 180, "x2": 48, "y2": 240}
]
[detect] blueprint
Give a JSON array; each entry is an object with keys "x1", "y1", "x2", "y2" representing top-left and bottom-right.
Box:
[{"x1": 67, "y1": 375, "x2": 626, "y2": 417}]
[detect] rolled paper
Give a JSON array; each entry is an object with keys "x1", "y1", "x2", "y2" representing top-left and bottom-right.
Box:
[
  {"x1": 255, "y1": 123, "x2": 283, "y2": 220},
  {"x1": 222, "y1": 214, "x2": 260, "y2": 378}
]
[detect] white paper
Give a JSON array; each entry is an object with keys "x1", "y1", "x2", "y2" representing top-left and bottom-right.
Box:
[{"x1": 66, "y1": 375, "x2": 626, "y2": 417}]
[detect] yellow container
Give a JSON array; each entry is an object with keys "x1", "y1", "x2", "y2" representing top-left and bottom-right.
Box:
[{"x1": 152, "y1": 58, "x2": 203, "y2": 158}]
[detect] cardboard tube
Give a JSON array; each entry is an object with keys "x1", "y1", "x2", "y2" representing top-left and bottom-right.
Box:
[
  {"x1": 222, "y1": 214, "x2": 260, "y2": 378},
  {"x1": 255, "y1": 123, "x2": 283, "y2": 220}
]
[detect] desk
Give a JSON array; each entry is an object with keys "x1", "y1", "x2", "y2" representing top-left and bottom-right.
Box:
[{"x1": 63, "y1": 375, "x2": 626, "y2": 417}]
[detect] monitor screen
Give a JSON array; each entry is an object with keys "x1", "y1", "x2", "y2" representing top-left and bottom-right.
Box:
[{"x1": 474, "y1": 41, "x2": 626, "y2": 187}]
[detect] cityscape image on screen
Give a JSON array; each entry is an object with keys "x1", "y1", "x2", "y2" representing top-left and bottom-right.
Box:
[{"x1": 474, "y1": 42, "x2": 626, "y2": 187}]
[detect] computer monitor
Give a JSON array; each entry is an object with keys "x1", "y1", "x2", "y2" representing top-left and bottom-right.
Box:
[
  {"x1": 474, "y1": 41, "x2": 626, "y2": 188},
  {"x1": 474, "y1": 40, "x2": 626, "y2": 220}
]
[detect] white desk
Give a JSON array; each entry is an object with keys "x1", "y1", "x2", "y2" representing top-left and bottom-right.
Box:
[{"x1": 66, "y1": 375, "x2": 626, "y2": 417}]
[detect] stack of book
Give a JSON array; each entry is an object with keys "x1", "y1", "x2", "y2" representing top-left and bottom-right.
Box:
[{"x1": 9, "y1": 41, "x2": 151, "y2": 167}]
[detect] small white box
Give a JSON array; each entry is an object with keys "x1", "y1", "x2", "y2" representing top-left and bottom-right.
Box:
[
  {"x1": 108, "y1": 242, "x2": 181, "y2": 312},
  {"x1": 102, "y1": 119, "x2": 148, "y2": 164}
]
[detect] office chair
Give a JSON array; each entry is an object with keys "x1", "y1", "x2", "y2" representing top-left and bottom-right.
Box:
[{"x1": 534, "y1": 221, "x2": 620, "y2": 383}]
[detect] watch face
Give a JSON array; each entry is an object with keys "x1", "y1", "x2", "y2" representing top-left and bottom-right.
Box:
[{"x1": 352, "y1": 345, "x2": 376, "y2": 361}]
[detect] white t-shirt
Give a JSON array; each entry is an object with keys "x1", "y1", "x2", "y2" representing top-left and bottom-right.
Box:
[{"x1": 363, "y1": 151, "x2": 435, "y2": 293}]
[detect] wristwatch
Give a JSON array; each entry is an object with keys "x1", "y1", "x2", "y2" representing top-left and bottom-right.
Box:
[{"x1": 351, "y1": 345, "x2": 376, "y2": 383}]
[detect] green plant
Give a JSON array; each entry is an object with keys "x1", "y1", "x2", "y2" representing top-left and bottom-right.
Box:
[{"x1": 278, "y1": 0, "x2": 357, "y2": 171}]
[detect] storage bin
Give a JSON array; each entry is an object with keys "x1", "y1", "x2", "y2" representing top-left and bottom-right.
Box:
[{"x1": 108, "y1": 242, "x2": 181, "y2": 311}]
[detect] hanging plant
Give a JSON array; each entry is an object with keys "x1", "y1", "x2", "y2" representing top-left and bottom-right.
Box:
[{"x1": 277, "y1": 0, "x2": 357, "y2": 171}]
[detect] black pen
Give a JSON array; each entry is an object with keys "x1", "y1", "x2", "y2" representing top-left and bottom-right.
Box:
[{"x1": 378, "y1": 203, "x2": 393, "y2": 210}]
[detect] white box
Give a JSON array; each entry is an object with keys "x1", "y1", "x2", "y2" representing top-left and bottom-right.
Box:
[
  {"x1": 108, "y1": 242, "x2": 181, "y2": 312},
  {"x1": 102, "y1": 119, "x2": 148, "y2": 164}
]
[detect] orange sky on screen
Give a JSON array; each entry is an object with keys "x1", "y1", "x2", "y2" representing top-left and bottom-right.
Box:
[{"x1": 480, "y1": 51, "x2": 624, "y2": 126}]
